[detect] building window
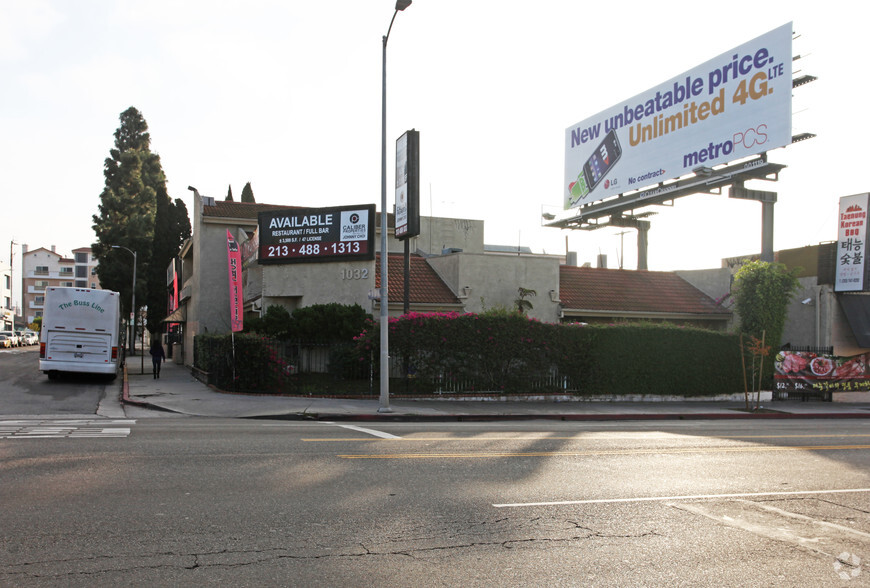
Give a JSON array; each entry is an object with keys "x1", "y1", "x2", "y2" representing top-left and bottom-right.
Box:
[
  {"x1": 75, "y1": 280, "x2": 87, "y2": 288},
  {"x1": 35, "y1": 296, "x2": 44, "y2": 305},
  {"x1": 35, "y1": 266, "x2": 49, "y2": 275},
  {"x1": 75, "y1": 266, "x2": 87, "y2": 278},
  {"x1": 60, "y1": 267, "x2": 73, "y2": 276},
  {"x1": 62, "y1": 281, "x2": 73, "y2": 287},
  {"x1": 75, "y1": 252, "x2": 88, "y2": 263},
  {"x1": 35, "y1": 281, "x2": 49, "y2": 291}
]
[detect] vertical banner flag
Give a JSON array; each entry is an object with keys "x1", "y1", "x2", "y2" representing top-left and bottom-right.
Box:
[
  {"x1": 836, "y1": 193, "x2": 870, "y2": 292},
  {"x1": 226, "y1": 230, "x2": 244, "y2": 332}
]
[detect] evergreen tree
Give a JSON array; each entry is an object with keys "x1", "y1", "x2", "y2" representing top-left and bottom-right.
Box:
[
  {"x1": 145, "y1": 195, "x2": 191, "y2": 332},
  {"x1": 241, "y1": 181, "x2": 255, "y2": 203},
  {"x1": 92, "y1": 107, "x2": 191, "y2": 340},
  {"x1": 226, "y1": 185, "x2": 234, "y2": 201},
  {"x1": 92, "y1": 107, "x2": 158, "y2": 326}
]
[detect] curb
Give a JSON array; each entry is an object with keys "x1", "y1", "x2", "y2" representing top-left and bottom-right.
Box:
[
  {"x1": 120, "y1": 363, "x2": 183, "y2": 414},
  {"x1": 121, "y1": 364, "x2": 870, "y2": 422},
  {"x1": 248, "y1": 411, "x2": 870, "y2": 423}
]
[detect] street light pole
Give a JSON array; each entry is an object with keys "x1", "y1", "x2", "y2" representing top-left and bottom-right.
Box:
[
  {"x1": 379, "y1": 0, "x2": 412, "y2": 413},
  {"x1": 9, "y1": 240, "x2": 16, "y2": 332},
  {"x1": 111, "y1": 245, "x2": 137, "y2": 363}
]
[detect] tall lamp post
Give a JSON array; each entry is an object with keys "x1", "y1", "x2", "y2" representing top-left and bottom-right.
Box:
[
  {"x1": 9, "y1": 240, "x2": 17, "y2": 332},
  {"x1": 379, "y1": 0, "x2": 412, "y2": 413},
  {"x1": 111, "y1": 245, "x2": 138, "y2": 369}
]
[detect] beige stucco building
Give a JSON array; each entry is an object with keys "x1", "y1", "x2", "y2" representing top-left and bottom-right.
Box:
[{"x1": 168, "y1": 192, "x2": 731, "y2": 367}]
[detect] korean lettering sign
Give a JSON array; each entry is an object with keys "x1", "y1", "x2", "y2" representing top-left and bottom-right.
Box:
[{"x1": 836, "y1": 193, "x2": 870, "y2": 292}]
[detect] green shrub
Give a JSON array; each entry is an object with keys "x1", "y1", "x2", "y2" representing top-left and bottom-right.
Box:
[
  {"x1": 198, "y1": 315, "x2": 742, "y2": 397},
  {"x1": 245, "y1": 303, "x2": 370, "y2": 343}
]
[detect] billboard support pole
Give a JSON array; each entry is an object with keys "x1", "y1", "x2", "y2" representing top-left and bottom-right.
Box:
[
  {"x1": 403, "y1": 239, "x2": 410, "y2": 315},
  {"x1": 637, "y1": 221, "x2": 650, "y2": 271},
  {"x1": 761, "y1": 201, "x2": 775, "y2": 263}
]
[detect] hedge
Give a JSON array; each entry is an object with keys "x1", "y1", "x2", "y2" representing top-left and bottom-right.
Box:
[
  {"x1": 353, "y1": 313, "x2": 743, "y2": 396},
  {"x1": 194, "y1": 314, "x2": 743, "y2": 396}
]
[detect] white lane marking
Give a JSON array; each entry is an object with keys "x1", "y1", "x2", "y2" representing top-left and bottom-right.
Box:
[
  {"x1": 493, "y1": 488, "x2": 870, "y2": 508},
  {"x1": 329, "y1": 423, "x2": 401, "y2": 439},
  {"x1": 0, "y1": 419, "x2": 135, "y2": 439}
]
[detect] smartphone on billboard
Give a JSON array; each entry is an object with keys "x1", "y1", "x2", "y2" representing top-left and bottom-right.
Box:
[
  {"x1": 568, "y1": 129, "x2": 622, "y2": 205},
  {"x1": 584, "y1": 129, "x2": 622, "y2": 190}
]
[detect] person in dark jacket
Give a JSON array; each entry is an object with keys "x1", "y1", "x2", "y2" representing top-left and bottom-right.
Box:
[{"x1": 149, "y1": 336, "x2": 166, "y2": 379}]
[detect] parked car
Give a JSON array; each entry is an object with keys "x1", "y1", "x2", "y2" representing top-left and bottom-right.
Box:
[
  {"x1": 0, "y1": 331, "x2": 19, "y2": 347},
  {"x1": 21, "y1": 331, "x2": 38, "y2": 345},
  {"x1": 0, "y1": 334, "x2": 11, "y2": 348}
]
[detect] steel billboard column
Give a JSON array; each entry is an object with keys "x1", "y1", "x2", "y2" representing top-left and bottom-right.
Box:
[
  {"x1": 761, "y1": 201, "x2": 775, "y2": 263},
  {"x1": 636, "y1": 221, "x2": 650, "y2": 271}
]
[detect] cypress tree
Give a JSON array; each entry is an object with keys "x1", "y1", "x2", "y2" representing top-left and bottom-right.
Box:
[
  {"x1": 92, "y1": 107, "x2": 191, "y2": 339},
  {"x1": 241, "y1": 181, "x2": 255, "y2": 203}
]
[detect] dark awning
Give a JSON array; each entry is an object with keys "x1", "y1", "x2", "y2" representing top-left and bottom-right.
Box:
[
  {"x1": 161, "y1": 305, "x2": 187, "y2": 324},
  {"x1": 838, "y1": 293, "x2": 870, "y2": 347}
]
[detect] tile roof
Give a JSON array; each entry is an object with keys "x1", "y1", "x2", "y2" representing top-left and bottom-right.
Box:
[
  {"x1": 559, "y1": 266, "x2": 728, "y2": 317},
  {"x1": 202, "y1": 201, "x2": 299, "y2": 219},
  {"x1": 376, "y1": 253, "x2": 460, "y2": 305},
  {"x1": 203, "y1": 200, "x2": 395, "y2": 227}
]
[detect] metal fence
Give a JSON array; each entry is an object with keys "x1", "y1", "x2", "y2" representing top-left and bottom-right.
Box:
[{"x1": 193, "y1": 336, "x2": 582, "y2": 396}]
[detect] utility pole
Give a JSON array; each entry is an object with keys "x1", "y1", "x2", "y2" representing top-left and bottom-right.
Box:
[{"x1": 9, "y1": 240, "x2": 17, "y2": 331}]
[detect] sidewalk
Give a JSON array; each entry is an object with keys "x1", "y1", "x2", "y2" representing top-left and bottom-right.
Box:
[{"x1": 122, "y1": 358, "x2": 870, "y2": 421}]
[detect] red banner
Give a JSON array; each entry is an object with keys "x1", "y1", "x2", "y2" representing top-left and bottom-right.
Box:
[
  {"x1": 226, "y1": 230, "x2": 243, "y2": 332},
  {"x1": 775, "y1": 350, "x2": 870, "y2": 394}
]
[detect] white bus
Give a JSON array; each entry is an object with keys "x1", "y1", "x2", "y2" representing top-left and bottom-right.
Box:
[{"x1": 39, "y1": 287, "x2": 121, "y2": 379}]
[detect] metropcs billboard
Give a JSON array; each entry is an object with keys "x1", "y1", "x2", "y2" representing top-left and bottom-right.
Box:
[{"x1": 564, "y1": 23, "x2": 792, "y2": 209}]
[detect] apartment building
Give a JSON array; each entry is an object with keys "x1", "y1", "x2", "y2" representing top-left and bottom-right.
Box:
[
  {"x1": 21, "y1": 245, "x2": 101, "y2": 324},
  {"x1": 1, "y1": 261, "x2": 12, "y2": 330}
]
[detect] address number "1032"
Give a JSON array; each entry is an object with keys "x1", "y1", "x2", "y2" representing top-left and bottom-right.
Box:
[{"x1": 341, "y1": 268, "x2": 369, "y2": 280}]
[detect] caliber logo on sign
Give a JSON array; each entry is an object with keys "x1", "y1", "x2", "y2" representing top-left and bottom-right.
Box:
[{"x1": 341, "y1": 210, "x2": 368, "y2": 241}]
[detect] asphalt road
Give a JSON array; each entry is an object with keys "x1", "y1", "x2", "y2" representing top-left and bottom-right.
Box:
[
  {"x1": 2, "y1": 417, "x2": 870, "y2": 586},
  {"x1": 0, "y1": 346, "x2": 118, "y2": 416}
]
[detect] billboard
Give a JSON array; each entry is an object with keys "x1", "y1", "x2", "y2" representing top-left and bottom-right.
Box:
[
  {"x1": 564, "y1": 22, "x2": 792, "y2": 209},
  {"x1": 836, "y1": 193, "x2": 870, "y2": 292},
  {"x1": 257, "y1": 204, "x2": 376, "y2": 265},
  {"x1": 395, "y1": 129, "x2": 420, "y2": 239}
]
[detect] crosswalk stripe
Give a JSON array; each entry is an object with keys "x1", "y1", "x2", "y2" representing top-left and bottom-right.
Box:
[{"x1": 0, "y1": 419, "x2": 135, "y2": 439}]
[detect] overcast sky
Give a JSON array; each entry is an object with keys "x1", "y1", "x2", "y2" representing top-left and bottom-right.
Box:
[{"x1": 2, "y1": 1, "x2": 865, "y2": 291}]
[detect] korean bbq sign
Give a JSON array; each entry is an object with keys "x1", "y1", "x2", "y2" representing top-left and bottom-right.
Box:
[
  {"x1": 836, "y1": 193, "x2": 869, "y2": 292},
  {"x1": 258, "y1": 204, "x2": 375, "y2": 265}
]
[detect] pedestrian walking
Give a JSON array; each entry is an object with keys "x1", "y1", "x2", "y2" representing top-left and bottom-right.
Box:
[{"x1": 149, "y1": 336, "x2": 166, "y2": 379}]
